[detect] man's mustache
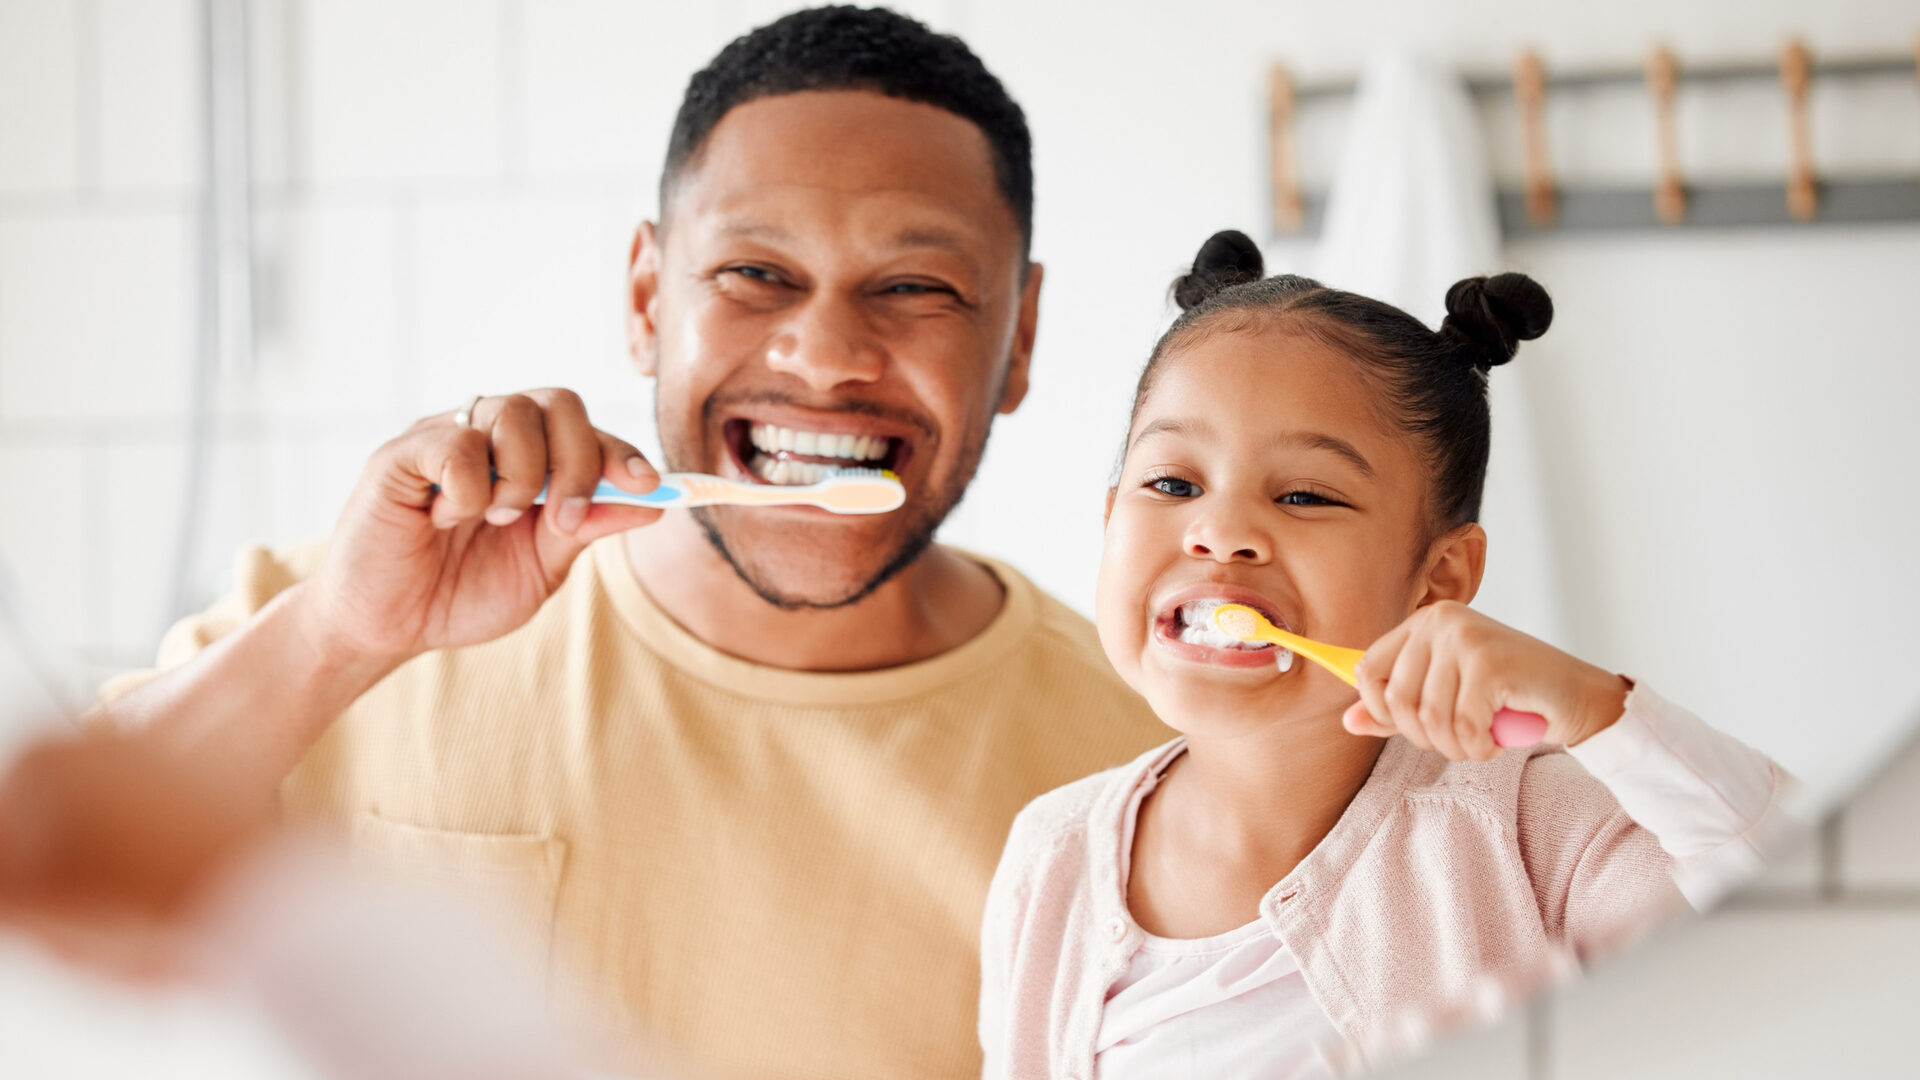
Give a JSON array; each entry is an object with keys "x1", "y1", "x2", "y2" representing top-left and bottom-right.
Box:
[{"x1": 702, "y1": 390, "x2": 938, "y2": 443}]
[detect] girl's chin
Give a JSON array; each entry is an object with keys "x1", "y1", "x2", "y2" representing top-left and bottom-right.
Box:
[{"x1": 1142, "y1": 669, "x2": 1354, "y2": 737}]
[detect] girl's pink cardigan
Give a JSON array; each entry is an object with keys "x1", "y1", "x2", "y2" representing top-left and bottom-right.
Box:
[{"x1": 978, "y1": 683, "x2": 1790, "y2": 1079}]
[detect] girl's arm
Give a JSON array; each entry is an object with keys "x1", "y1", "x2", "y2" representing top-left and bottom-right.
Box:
[
  {"x1": 1563, "y1": 681, "x2": 1793, "y2": 909},
  {"x1": 1344, "y1": 601, "x2": 1799, "y2": 910}
]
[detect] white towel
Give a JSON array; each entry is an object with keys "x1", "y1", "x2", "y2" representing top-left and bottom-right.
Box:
[{"x1": 1312, "y1": 49, "x2": 1567, "y2": 646}]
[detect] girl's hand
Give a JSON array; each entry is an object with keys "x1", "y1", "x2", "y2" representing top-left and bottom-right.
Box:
[{"x1": 1343, "y1": 601, "x2": 1630, "y2": 761}]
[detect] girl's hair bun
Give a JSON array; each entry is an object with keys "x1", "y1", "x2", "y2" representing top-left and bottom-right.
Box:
[
  {"x1": 1440, "y1": 272, "x2": 1553, "y2": 369},
  {"x1": 1173, "y1": 230, "x2": 1265, "y2": 312}
]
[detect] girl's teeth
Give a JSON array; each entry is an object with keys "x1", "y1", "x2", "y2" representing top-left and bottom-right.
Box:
[{"x1": 1172, "y1": 598, "x2": 1297, "y2": 670}]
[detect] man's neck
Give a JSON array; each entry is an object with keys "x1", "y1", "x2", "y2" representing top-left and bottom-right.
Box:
[{"x1": 622, "y1": 514, "x2": 1006, "y2": 671}]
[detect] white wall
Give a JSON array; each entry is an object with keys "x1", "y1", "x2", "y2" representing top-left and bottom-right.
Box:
[
  {"x1": 3, "y1": 1, "x2": 1920, "y2": 1073},
  {"x1": 3, "y1": 0, "x2": 1916, "y2": 803}
]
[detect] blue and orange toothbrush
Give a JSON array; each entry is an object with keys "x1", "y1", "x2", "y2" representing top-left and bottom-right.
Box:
[{"x1": 531, "y1": 467, "x2": 905, "y2": 515}]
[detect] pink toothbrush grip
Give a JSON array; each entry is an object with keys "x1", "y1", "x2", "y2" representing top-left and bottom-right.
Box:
[{"x1": 1491, "y1": 708, "x2": 1548, "y2": 748}]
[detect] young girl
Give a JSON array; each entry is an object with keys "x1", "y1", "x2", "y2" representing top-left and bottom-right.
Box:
[{"x1": 977, "y1": 231, "x2": 1789, "y2": 1079}]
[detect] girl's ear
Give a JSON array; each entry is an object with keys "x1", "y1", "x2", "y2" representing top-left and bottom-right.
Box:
[
  {"x1": 1104, "y1": 486, "x2": 1117, "y2": 525},
  {"x1": 1417, "y1": 522, "x2": 1487, "y2": 607}
]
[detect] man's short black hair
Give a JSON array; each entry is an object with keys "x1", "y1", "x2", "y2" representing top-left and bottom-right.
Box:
[{"x1": 662, "y1": 6, "x2": 1034, "y2": 257}]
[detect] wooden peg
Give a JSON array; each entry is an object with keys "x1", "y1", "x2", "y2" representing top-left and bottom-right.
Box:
[
  {"x1": 1779, "y1": 39, "x2": 1817, "y2": 222},
  {"x1": 1268, "y1": 65, "x2": 1303, "y2": 233},
  {"x1": 1645, "y1": 46, "x2": 1685, "y2": 225},
  {"x1": 1513, "y1": 50, "x2": 1556, "y2": 227}
]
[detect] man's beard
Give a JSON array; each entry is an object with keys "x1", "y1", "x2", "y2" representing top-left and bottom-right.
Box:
[{"x1": 689, "y1": 422, "x2": 985, "y2": 611}]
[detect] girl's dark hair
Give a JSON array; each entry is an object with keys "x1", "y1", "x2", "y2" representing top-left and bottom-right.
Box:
[{"x1": 1137, "y1": 229, "x2": 1553, "y2": 533}]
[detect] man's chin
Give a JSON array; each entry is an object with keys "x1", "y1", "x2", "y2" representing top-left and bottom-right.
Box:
[{"x1": 692, "y1": 510, "x2": 937, "y2": 611}]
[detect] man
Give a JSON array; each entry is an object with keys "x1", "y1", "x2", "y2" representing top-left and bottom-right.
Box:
[{"x1": 106, "y1": 8, "x2": 1165, "y2": 1078}]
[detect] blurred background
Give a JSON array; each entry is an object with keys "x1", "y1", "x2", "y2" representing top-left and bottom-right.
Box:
[{"x1": 1, "y1": 0, "x2": 1918, "y2": 1076}]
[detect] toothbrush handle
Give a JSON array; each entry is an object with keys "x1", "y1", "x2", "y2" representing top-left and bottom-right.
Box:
[
  {"x1": 1491, "y1": 708, "x2": 1548, "y2": 748},
  {"x1": 532, "y1": 477, "x2": 696, "y2": 508},
  {"x1": 540, "y1": 475, "x2": 809, "y2": 509}
]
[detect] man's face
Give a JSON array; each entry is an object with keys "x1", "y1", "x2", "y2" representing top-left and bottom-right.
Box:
[{"x1": 629, "y1": 90, "x2": 1040, "y2": 609}]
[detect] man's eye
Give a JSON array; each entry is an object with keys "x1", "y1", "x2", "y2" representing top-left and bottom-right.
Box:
[
  {"x1": 725, "y1": 266, "x2": 780, "y2": 284},
  {"x1": 884, "y1": 281, "x2": 950, "y2": 296},
  {"x1": 1150, "y1": 477, "x2": 1201, "y2": 498}
]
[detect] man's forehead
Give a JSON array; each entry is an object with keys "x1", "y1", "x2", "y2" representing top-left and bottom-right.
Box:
[
  {"x1": 709, "y1": 214, "x2": 979, "y2": 258},
  {"x1": 666, "y1": 91, "x2": 1017, "y2": 246}
]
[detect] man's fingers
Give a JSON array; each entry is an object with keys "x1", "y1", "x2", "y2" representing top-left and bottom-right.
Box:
[
  {"x1": 597, "y1": 431, "x2": 660, "y2": 493},
  {"x1": 527, "y1": 389, "x2": 602, "y2": 536},
  {"x1": 570, "y1": 505, "x2": 665, "y2": 549},
  {"x1": 426, "y1": 427, "x2": 494, "y2": 529},
  {"x1": 555, "y1": 432, "x2": 665, "y2": 548},
  {"x1": 482, "y1": 395, "x2": 550, "y2": 526}
]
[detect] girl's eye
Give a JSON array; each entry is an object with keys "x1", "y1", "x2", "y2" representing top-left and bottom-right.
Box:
[
  {"x1": 1150, "y1": 476, "x2": 1202, "y2": 498},
  {"x1": 1278, "y1": 490, "x2": 1338, "y2": 507}
]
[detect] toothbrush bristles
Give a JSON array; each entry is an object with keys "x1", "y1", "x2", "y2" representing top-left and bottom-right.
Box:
[{"x1": 1215, "y1": 606, "x2": 1263, "y2": 641}]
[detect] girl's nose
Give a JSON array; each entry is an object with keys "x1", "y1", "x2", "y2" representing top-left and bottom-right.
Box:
[
  {"x1": 1184, "y1": 510, "x2": 1272, "y2": 565},
  {"x1": 764, "y1": 296, "x2": 886, "y2": 391}
]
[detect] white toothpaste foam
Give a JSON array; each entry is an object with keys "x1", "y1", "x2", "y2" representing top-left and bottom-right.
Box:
[{"x1": 1176, "y1": 599, "x2": 1295, "y2": 670}]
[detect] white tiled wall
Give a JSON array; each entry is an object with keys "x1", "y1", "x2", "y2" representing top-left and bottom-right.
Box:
[
  {"x1": 298, "y1": 0, "x2": 507, "y2": 186},
  {"x1": 0, "y1": 210, "x2": 199, "y2": 422},
  {"x1": 3, "y1": 1, "x2": 1920, "y2": 1075},
  {"x1": 0, "y1": 0, "x2": 711, "y2": 676},
  {"x1": 0, "y1": 0, "x2": 81, "y2": 195}
]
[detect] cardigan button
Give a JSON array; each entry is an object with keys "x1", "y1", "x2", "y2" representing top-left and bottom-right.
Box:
[{"x1": 1104, "y1": 917, "x2": 1127, "y2": 942}]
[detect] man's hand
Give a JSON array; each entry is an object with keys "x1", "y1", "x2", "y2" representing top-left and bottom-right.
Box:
[{"x1": 296, "y1": 388, "x2": 662, "y2": 669}]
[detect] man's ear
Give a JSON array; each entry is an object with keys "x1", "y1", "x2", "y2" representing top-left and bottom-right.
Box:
[
  {"x1": 996, "y1": 262, "x2": 1044, "y2": 415},
  {"x1": 1104, "y1": 485, "x2": 1117, "y2": 525},
  {"x1": 1417, "y1": 522, "x2": 1487, "y2": 607},
  {"x1": 627, "y1": 221, "x2": 663, "y2": 377}
]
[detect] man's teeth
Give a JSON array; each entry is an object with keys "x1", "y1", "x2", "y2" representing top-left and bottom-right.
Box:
[
  {"x1": 748, "y1": 424, "x2": 891, "y2": 463},
  {"x1": 750, "y1": 456, "x2": 836, "y2": 486}
]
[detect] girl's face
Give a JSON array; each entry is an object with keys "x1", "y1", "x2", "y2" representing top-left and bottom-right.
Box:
[{"x1": 1096, "y1": 324, "x2": 1473, "y2": 736}]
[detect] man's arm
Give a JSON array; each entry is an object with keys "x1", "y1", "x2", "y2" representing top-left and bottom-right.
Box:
[
  {"x1": 103, "y1": 583, "x2": 398, "y2": 803},
  {"x1": 103, "y1": 388, "x2": 663, "y2": 798}
]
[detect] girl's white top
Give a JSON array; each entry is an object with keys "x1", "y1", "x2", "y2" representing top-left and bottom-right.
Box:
[{"x1": 1094, "y1": 763, "x2": 1341, "y2": 1079}]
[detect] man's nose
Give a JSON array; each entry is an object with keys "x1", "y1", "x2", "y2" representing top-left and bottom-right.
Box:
[
  {"x1": 763, "y1": 295, "x2": 886, "y2": 392},
  {"x1": 1184, "y1": 504, "x2": 1273, "y2": 565}
]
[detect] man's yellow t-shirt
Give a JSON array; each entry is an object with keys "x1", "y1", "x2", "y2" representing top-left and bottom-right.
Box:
[{"x1": 140, "y1": 536, "x2": 1167, "y2": 1079}]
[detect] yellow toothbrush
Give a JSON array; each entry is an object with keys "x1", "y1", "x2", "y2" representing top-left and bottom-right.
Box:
[{"x1": 1211, "y1": 603, "x2": 1548, "y2": 747}]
